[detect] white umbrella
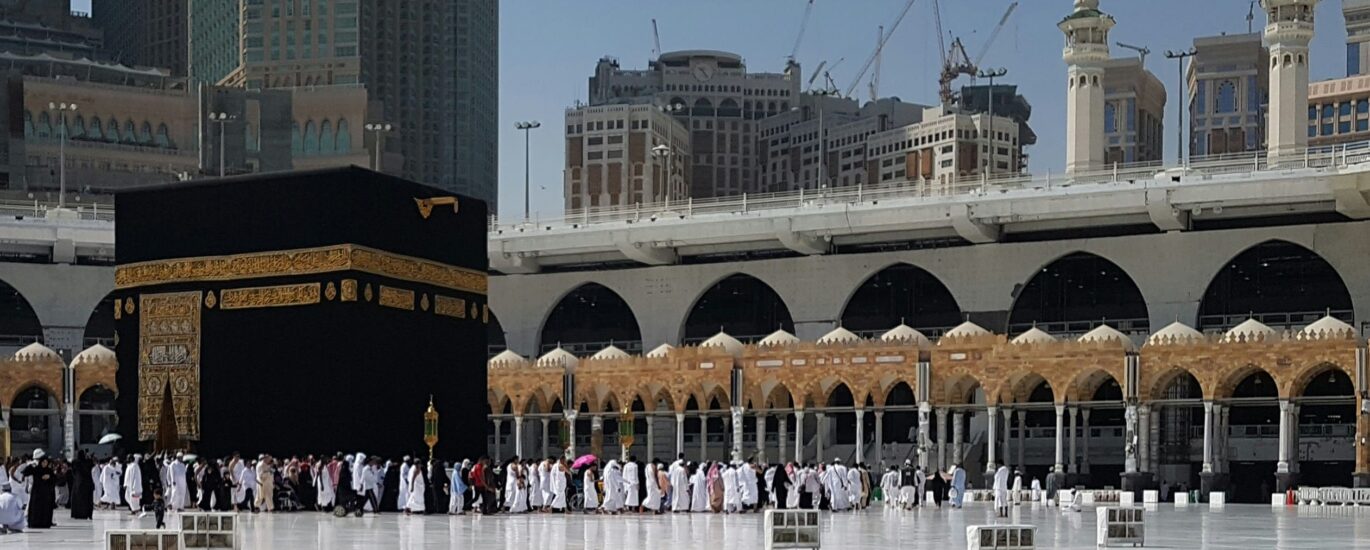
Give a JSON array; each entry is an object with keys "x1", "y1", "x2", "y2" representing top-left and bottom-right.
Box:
[{"x1": 98, "y1": 433, "x2": 123, "y2": 445}]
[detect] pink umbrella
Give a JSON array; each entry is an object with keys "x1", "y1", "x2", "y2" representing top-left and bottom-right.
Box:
[{"x1": 572, "y1": 454, "x2": 598, "y2": 470}]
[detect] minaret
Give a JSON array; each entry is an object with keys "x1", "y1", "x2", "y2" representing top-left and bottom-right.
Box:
[
  {"x1": 1059, "y1": 0, "x2": 1114, "y2": 175},
  {"x1": 1263, "y1": 0, "x2": 1319, "y2": 160}
]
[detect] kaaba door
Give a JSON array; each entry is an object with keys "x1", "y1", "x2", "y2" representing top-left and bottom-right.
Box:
[{"x1": 154, "y1": 382, "x2": 181, "y2": 452}]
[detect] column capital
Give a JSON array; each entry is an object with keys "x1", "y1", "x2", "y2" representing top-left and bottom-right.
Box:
[
  {"x1": 1081, "y1": 408, "x2": 1091, "y2": 420},
  {"x1": 1055, "y1": 403, "x2": 1066, "y2": 414},
  {"x1": 855, "y1": 408, "x2": 866, "y2": 418},
  {"x1": 815, "y1": 411, "x2": 826, "y2": 419},
  {"x1": 873, "y1": 410, "x2": 884, "y2": 419},
  {"x1": 918, "y1": 402, "x2": 931, "y2": 413},
  {"x1": 795, "y1": 409, "x2": 806, "y2": 418},
  {"x1": 1069, "y1": 405, "x2": 1079, "y2": 414},
  {"x1": 565, "y1": 410, "x2": 578, "y2": 420},
  {"x1": 676, "y1": 412, "x2": 686, "y2": 421}
]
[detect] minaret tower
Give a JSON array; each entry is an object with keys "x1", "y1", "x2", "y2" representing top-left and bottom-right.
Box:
[
  {"x1": 1059, "y1": 0, "x2": 1114, "y2": 175},
  {"x1": 1262, "y1": 0, "x2": 1319, "y2": 160}
]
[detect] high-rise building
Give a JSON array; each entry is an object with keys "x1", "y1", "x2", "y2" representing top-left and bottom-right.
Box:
[
  {"x1": 1345, "y1": 0, "x2": 1370, "y2": 76},
  {"x1": 1188, "y1": 33, "x2": 1268, "y2": 157},
  {"x1": 1101, "y1": 57, "x2": 1166, "y2": 164},
  {"x1": 0, "y1": 0, "x2": 102, "y2": 58},
  {"x1": 588, "y1": 51, "x2": 800, "y2": 198},
  {"x1": 563, "y1": 104, "x2": 690, "y2": 211},
  {"x1": 188, "y1": 0, "x2": 499, "y2": 204},
  {"x1": 93, "y1": 0, "x2": 188, "y2": 75}
]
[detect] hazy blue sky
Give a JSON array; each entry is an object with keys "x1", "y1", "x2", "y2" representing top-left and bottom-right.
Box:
[{"x1": 77, "y1": 1, "x2": 1352, "y2": 219}]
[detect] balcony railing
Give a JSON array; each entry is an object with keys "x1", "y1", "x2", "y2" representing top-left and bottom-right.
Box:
[{"x1": 490, "y1": 140, "x2": 1370, "y2": 233}]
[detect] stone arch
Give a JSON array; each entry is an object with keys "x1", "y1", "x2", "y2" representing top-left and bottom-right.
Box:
[
  {"x1": 1065, "y1": 368, "x2": 1124, "y2": 403},
  {"x1": 83, "y1": 291, "x2": 118, "y2": 346},
  {"x1": 939, "y1": 371, "x2": 985, "y2": 405},
  {"x1": 1285, "y1": 362, "x2": 1353, "y2": 399},
  {"x1": 487, "y1": 308, "x2": 506, "y2": 355},
  {"x1": 762, "y1": 380, "x2": 797, "y2": 410},
  {"x1": 0, "y1": 275, "x2": 43, "y2": 343},
  {"x1": 1197, "y1": 239, "x2": 1353, "y2": 331},
  {"x1": 823, "y1": 380, "x2": 857, "y2": 408},
  {"x1": 681, "y1": 273, "x2": 794, "y2": 343},
  {"x1": 539, "y1": 282, "x2": 643, "y2": 355},
  {"x1": 840, "y1": 262, "x2": 962, "y2": 336},
  {"x1": 1008, "y1": 251, "x2": 1149, "y2": 336},
  {"x1": 701, "y1": 383, "x2": 730, "y2": 411},
  {"x1": 1215, "y1": 364, "x2": 1278, "y2": 400},
  {"x1": 1001, "y1": 371, "x2": 1056, "y2": 405},
  {"x1": 1146, "y1": 366, "x2": 1206, "y2": 401}
]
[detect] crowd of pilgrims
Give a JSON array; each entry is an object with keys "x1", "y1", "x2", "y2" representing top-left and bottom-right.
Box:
[{"x1": 0, "y1": 445, "x2": 1034, "y2": 533}]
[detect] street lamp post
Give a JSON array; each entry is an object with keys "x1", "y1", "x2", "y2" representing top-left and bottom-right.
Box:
[
  {"x1": 652, "y1": 144, "x2": 673, "y2": 206},
  {"x1": 515, "y1": 121, "x2": 541, "y2": 220},
  {"x1": 1165, "y1": 48, "x2": 1198, "y2": 165},
  {"x1": 660, "y1": 103, "x2": 685, "y2": 199},
  {"x1": 364, "y1": 122, "x2": 393, "y2": 172},
  {"x1": 208, "y1": 112, "x2": 234, "y2": 178},
  {"x1": 49, "y1": 102, "x2": 77, "y2": 208},
  {"x1": 977, "y1": 68, "x2": 1008, "y2": 178}
]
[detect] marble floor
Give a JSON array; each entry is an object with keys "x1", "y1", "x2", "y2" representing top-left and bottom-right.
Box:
[{"x1": 5, "y1": 502, "x2": 1369, "y2": 549}]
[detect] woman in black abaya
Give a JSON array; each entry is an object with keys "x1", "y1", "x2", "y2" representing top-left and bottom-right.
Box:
[
  {"x1": 69, "y1": 450, "x2": 95, "y2": 520},
  {"x1": 26, "y1": 454, "x2": 59, "y2": 528}
]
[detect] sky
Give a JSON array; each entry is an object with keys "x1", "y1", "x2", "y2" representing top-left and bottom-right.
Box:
[{"x1": 76, "y1": 0, "x2": 1352, "y2": 220}]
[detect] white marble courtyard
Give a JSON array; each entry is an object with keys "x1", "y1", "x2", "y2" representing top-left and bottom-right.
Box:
[{"x1": 5, "y1": 502, "x2": 1369, "y2": 549}]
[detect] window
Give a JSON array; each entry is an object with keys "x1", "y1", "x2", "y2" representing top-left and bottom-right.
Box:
[
  {"x1": 1104, "y1": 103, "x2": 1117, "y2": 133},
  {"x1": 335, "y1": 45, "x2": 356, "y2": 56},
  {"x1": 335, "y1": 119, "x2": 350, "y2": 153},
  {"x1": 1216, "y1": 81, "x2": 1237, "y2": 113},
  {"x1": 1350, "y1": 43, "x2": 1361, "y2": 77}
]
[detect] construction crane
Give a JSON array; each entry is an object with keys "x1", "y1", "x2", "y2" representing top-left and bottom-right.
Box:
[
  {"x1": 807, "y1": 60, "x2": 828, "y2": 89},
  {"x1": 1248, "y1": 1, "x2": 1257, "y2": 34},
  {"x1": 869, "y1": 26, "x2": 883, "y2": 103},
  {"x1": 1116, "y1": 42, "x2": 1151, "y2": 67},
  {"x1": 934, "y1": 0, "x2": 1017, "y2": 105},
  {"x1": 794, "y1": 0, "x2": 811, "y2": 63},
  {"x1": 651, "y1": 19, "x2": 662, "y2": 60},
  {"x1": 843, "y1": 0, "x2": 918, "y2": 99}
]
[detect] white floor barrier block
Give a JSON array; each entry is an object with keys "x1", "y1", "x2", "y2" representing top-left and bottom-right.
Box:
[
  {"x1": 1175, "y1": 494, "x2": 1189, "y2": 507},
  {"x1": 1272, "y1": 494, "x2": 1285, "y2": 507},
  {"x1": 1143, "y1": 490, "x2": 1158, "y2": 504},
  {"x1": 1120, "y1": 492, "x2": 1135, "y2": 506},
  {"x1": 967, "y1": 524, "x2": 1036, "y2": 549},
  {"x1": 1082, "y1": 492, "x2": 1096, "y2": 505},
  {"x1": 1210, "y1": 492, "x2": 1225, "y2": 508}
]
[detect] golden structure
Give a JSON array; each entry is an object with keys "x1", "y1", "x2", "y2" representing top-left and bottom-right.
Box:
[
  {"x1": 424, "y1": 396, "x2": 440, "y2": 461},
  {"x1": 488, "y1": 318, "x2": 1370, "y2": 490}
]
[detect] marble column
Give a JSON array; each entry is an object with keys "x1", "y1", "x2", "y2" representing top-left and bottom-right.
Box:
[
  {"x1": 591, "y1": 415, "x2": 604, "y2": 459},
  {"x1": 816, "y1": 412, "x2": 827, "y2": 463},
  {"x1": 730, "y1": 407, "x2": 745, "y2": 462},
  {"x1": 514, "y1": 415, "x2": 525, "y2": 458},
  {"x1": 675, "y1": 413, "x2": 686, "y2": 459},
  {"x1": 699, "y1": 414, "x2": 708, "y2": 462},
  {"x1": 1016, "y1": 409, "x2": 1026, "y2": 471},
  {"x1": 1135, "y1": 405, "x2": 1148, "y2": 474},
  {"x1": 1218, "y1": 405, "x2": 1230, "y2": 475},
  {"x1": 855, "y1": 408, "x2": 866, "y2": 465},
  {"x1": 1148, "y1": 405, "x2": 1161, "y2": 475},
  {"x1": 1068, "y1": 406, "x2": 1079, "y2": 475},
  {"x1": 951, "y1": 411, "x2": 965, "y2": 466},
  {"x1": 1081, "y1": 408, "x2": 1091, "y2": 475},
  {"x1": 493, "y1": 418, "x2": 504, "y2": 462},
  {"x1": 779, "y1": 416, "x2": 789, "y2": 463},
  {"x1": 935, "y1": 408, "x2": 948, "y2": 470},
  {"x1": 1054, "y1": 404, "x2": 1066, "y2": 474},
  {"x1": 62, "y1": 403, "x2": 75, "y2": 460},
  {"x1": 756, "y1": 412, "x2": 767, "y2": 463},
  {"x1": 873, "y1": 409, "x2": 885, "y2": 466},
  {"x1": 986, "y1": 405, "x2": 999, "y2": 479},
  {"x1": 1001, "y1": 408, "x2": 1012, "y2": 470},
  {"x1": 646, "y1": 416, "x2": 655, "y2": 461},
  {"x1": 1124, "y1": 405, "x2": 1138, "y2": 474},
  {"x1": 541, "y1": 418, "x2": 551, "y2": 458},
  {"x1": 1201, "y1": 402, "x2": 1213, "y2": 474},
  {"x1": 794, "y1": 410, "x2": 805, "y2": 464},
  {"x1": 565, "y1": 410, "x2": 578, "y2": 458},
  {"x1": 1291, "y1": 403, "x2": 1302, "y2": 475},
  {"x1": 917, "y1": 404, "x2": 931, "y2": 471}
]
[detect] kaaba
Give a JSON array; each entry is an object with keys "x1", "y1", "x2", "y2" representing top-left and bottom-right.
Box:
[{"x1": 113, "y1": 167, "x2": 488, "y2": 460}]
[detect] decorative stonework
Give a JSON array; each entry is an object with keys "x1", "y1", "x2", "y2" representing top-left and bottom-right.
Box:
[
  {"x1": 378, "y1": 286, "x2": 415, "y2": 310},
  {"x1": 219, "y1": 283, "x2": 321, "y2": 310},
  {"x1": 137, "y1": 291, "x2": 202, "y2": 442},
  {"x1": 324, "y1": 282, "x2": 337, "y2": 301},
  {"x1": 435, "y1": 295, "x2": 466, "y2": 319},
  {"x1": 340, "y1": 279, "x2": 357, "y2": 302}
]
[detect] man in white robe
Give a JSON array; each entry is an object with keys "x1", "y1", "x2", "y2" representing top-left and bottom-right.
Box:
[
  {"x1": 527, "y1": 462, "x2": 543, "y2": 509},
  {"x1": 881, "y1": 467, "x2": 900, "y2": 508},
  {"x1": 993, "y1": 465, "x2": 1010, "y2": 518},
  {"x1": 548, "y1": 461, "x2": 568, "y2": 512},
  {"x1": 825, "y1": 461, "x2": 850, "y2": 511},
  {"x1": 740, "y1": 461, "x2": 759, "y2": 511},
  {"x1": 503, "y1": 462, "x2": 519, "y2": 511},
  {"x1": 581, "y1": 466, "x2": 600, "y2": 512},
  {"x1": 170, "y1": 454, "x2": 190, "y2": 511},
  {"x1": 398, "y1": 458, "x2": 412, "y2": 511},
  {"x1": 644, "y1": 462, "x2": 663, "y2": 512},
  {"x1": 689, "y1": 464, "x2": 710, "y2": 512},
  {"x1": 404, "y1": 465, "x2": 426, "y2": 514},
  {"x1": 669, "y1": 459, "x2": 690, "y2": 512},
  {"x1": 1012, "y1": 470, "x2": 1024, "y2": 505},
  {"x1": 539, "y1": 460, "x2": 553, "y2": 510},
  {"x1": 315, "y1": 460, "x2": 336, "y2": 509},
  {"x1": 123, "y1": 456, "x2": 143, "y2": 515},
  {"x1": 622, "y1": 459, "x2": 640, "y2": 511},
  {"x1": 846, "y1": 465, "x2": 863, "y2": 509},
  {"x1": 601, "y1": 460, "x2": 625, "y2": 513},
  {"x1": 0, "y1": 487, "x2": 24, "y2": 533},
  {"x1": 722, "y1": 464, "x2": 740, "y2": 513},
  {"x1": 100, "y1": 460, "x2": 122, "y2": 508},
  {"x1": 90, "y1": 461, "x2": 104, "y2": 507}
]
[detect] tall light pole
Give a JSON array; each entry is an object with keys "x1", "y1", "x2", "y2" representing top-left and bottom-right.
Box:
[
  {"x1": 660, "y1": 103, "x2": 685, "y2": 198},
  {"x1": 364, "y1": 122, "x2": 393, "y2": 172},
  {"x1": 653, "y1": 144, "x2": 674, "y2": 205},
  {"x1": 515, "y1": 121, "x2": 541, "y2": 219},
  {"x1": 1165, "y1": 48, "x2": 1198, "y2": 165},
  {"x1": 977, "y1": 68, "x2": 1008, "y2": 177},
  {"x1": 49, "y1": 102, "x2": 76, "y2": 208},
  {"x1": 208, "y1": 112, "x2": 234, "y2": 178}
]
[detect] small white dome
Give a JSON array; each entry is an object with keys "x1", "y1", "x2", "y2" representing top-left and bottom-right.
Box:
[
  {"x1": 1223, "y1": 318, "x2": 1276, "y2": 343},
  {"x1": 1146, "y1": 321, "x2": 1203, "y2": 346},
  {"x1": 14, "y1": 342, "x2": 60, "y2": 362},
  {"x1": 536, "y1": 347, "x2": 580, "y2": 369},
  {"x1": 942, "y1": 321, "x2": 990, "y2": 339},
  {"x1": 590, "y1": 345, "x2": 631, "y2": 360},
  {"x1": 487, "y1": 350, "x2": 528, "y2": 368},
  {"x1": 1299, "y1": 315, "x2": 1355, "y2": 339},
  {"x1": 645, "y1": 343, "x2": 675, "y2": 358},
  {"x1": 72, "y1": 343, "x2": 116, "y2": 365},
  {"x1": 881, "y1": 324, "x2": 930, "y2": 345},
  {"x1": 701, "y1": 331, "x2": 745, "y2": 357},
  {"x1": 758, "y1": 329, "x2": 800, "y2": 347},
  {"x1": 1011, "y1": 327, "x2": 1057, "y2": 345},
  {"x1": 1078, "y1": 324, "x2": 1136, "y2": 351},
  {"x1": 817, "y1": 327, "x2": 861, "y2": 345}
]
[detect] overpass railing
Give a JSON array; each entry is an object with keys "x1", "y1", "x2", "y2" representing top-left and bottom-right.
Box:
[
  {"x1": 490, "y1": 141, "x2": 1370, "y2": 233},
  {"x1": 0, "y1": 200, "x2": 115, "y2": 221},
  {"x1": 1295, "y1": 487, "x2": 1370, "y2": 506}
]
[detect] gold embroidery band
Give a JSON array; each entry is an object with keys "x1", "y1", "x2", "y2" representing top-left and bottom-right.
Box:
[
  {"x1": 378, "y1": 286, "x2": 415, "y2": 310},
  {"x1": 219, "y1": 283, "x2": 321, "y2": 310},
  {"x1": 114, "y1": 244, "x2": 487, "y2": 295},
  {"x1": 434, "y1": 295, "x2": 466, "y2": 319}
]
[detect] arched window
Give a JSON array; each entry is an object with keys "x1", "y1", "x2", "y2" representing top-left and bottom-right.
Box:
[
  {"x1": 23, "y1": 110, "x2": 33, "y2": 137},
  {"x1": 156, "y1": 123, "x2": 172, "y2": 148},
  {"x1": 123, "y1": 119, "x2": 137, "y2": 144},
  {"x1": 1216, "y1": 81, "x2": 1237, "y2": 113},
  {"x1": 77, "y1": 385, "x2": 117, "y2": 446},
  {"x1": 37, "y1": 111, "x2": 52, "y2": 138},
  {"x1": 319, "y1": 119, "x2": 334, "y2": 153},
  {"x1": 692, "y1": 97, "x2": 715, "y2": 117},
  {"x1": 11, "y1": 386, "x2": 59, "y2": 454},
  {"x1": 1104, "y1": 103, "x2": 1117, "y2": 133},
  {"x1": 291, "y1": 122, "x2": 303, "y2": 155},
  {"x1": 303, "y1": 120, "x2": 318, "y2": 155},
  {"x1": 140, "y1": 121, "x2": 154, "y2": 144},
  {"x1": 335, "y1": 119, "x2": 351, "y2": 153},
  {"x1": 89, "y1": 117, "x2": 103, "y2": 140},
  {"x1": 72, "y1": 115, "x2": 85, "y2": 138},
  {"x1": 106, "y1": 117, "x2": 120, "y2": 142}
]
